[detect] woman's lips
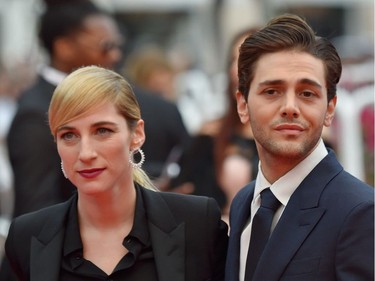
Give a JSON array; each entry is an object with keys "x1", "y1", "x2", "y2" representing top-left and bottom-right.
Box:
[{"x1": 78, "y1": 168, "x2": 105, "y2": 179}]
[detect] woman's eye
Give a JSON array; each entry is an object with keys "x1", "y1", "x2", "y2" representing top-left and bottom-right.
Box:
[
  {"x1": 61, "y1": 132, "x2": 76, "y2": 141},
  {"x1": 97, "y1": 127, "x2": 113, "y2": 135}
]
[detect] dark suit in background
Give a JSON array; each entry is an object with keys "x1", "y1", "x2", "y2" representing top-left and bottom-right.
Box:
[
  {"x1": 5, "y1": 187, "x2": 228, "y2": 281},
  {"x1": 135, "y1": 87, "x2": 191, "y2": 179},
  {"x1": 226, "y1": 150, "x2": 374, "y2": 281},
  {"x1": 6, "y1": 76, "x2": 75, "y2": 217}
]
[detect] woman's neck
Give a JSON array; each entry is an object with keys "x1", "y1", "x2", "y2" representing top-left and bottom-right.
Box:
[{"x1": 77, "y1": 185, "x2": 137, "y2": 230}]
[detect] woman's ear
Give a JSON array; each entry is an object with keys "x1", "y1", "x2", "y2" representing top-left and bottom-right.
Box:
[
  {"x1": 131, "y1": 119, "x2": 146, "y2": 148},
  {"x1": 236, "y1": 91, "x2": 250, "y2": 124}
]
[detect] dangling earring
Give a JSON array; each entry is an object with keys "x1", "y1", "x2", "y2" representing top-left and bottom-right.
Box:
[
  {"x1": 129, "y1": 148, "x2": 145, "y2": 169},
  {"x1": 61, "y1": 161, "x2": 68, "y2": 179}
]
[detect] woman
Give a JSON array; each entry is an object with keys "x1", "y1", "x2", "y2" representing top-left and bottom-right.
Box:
[{"x1": 4, "y1": 66, "x2": 228, "y2": 281}]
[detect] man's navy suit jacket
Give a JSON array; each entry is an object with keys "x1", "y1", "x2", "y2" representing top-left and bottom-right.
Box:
[{"x1": 225, "y1": 150, "x2": 374, "y2": 281}]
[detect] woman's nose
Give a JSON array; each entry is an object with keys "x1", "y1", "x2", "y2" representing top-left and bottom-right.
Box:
[{"x1": 78, "y1": 138, "x2": 97, "y2": 161}]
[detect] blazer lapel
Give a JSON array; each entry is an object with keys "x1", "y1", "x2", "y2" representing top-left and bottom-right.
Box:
[
  {"x1": 252, "y1": 151, "x2": 343, "y2": 281},
  {"x1": 149, "y1": 222, "x2": 185, "y2": 281},
  {"x1": 253, "y1": 205, "x2": 326, "y2": 280},
  {"x1": 30, "y1": 232, "x2": 64, "y2": 281},
  {"x1": 226, "y1": 183, "x2": 255, "y2": 281},
  {"x1": 29, "y1": 196, "x2": 75, "y2": 281},
  {"x1": 141, "y1": 188, "x2": 185, "y2": 281}
]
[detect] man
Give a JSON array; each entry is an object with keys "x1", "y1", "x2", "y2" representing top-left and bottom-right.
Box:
[{"x1": 225, "y1": 14, "x2": 374, "y2": 281}]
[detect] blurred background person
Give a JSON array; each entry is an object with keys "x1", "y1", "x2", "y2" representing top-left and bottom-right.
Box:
[
  {"x1": 0, "y1": 63, "x2": 33, "y2": 263},
  {"x1": 214, "y1": 28, "x2": 260, "y2": 221},
  {"x1": 125, "y1": 45, "x2": 177, "y2": 102},
  {"x1": 169, "y1": 28, "x2": 260, "y2": 220},
  {"x1": 121, "y1": 45, "x2": 191, "y2": 185},
  {"x1": 332, "y1": 35, "x2": 374, "y2": 186},
  {"x1": 121, "y1": 45, "x2": 191, "y2": 184}
]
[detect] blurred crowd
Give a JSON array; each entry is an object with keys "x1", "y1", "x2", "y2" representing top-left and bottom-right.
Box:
[{"x1": 0, "y1": 0, "x2": 373, "y2": 273}]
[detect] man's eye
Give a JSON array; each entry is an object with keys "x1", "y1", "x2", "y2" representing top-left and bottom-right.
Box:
[
  {"x1": 264, "y1": 89, "x2": 278, "y2": 95},
  {"x1": 300, "y1": 91, "x2": 314, "y2": 98}
]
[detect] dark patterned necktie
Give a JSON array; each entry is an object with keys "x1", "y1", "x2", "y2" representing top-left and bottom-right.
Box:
[{"x1": 245, "y1": 188, "x2": 281, "y2": 281}]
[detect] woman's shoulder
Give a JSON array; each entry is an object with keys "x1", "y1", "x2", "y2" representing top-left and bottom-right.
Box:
[
  {"x1": 146, "y1": 188, "x2": 213, "y2": 204},
  {"x1": 141, "y1": 188, "x2": 220, "y2": 217},
  {"x1": 10, "y1": 196, "x2": 74, "y2": 234}
]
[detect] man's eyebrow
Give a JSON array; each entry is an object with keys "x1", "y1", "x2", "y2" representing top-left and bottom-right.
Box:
[
  {"x1": 258, "y1": 78, "x2": 322, "y2": 89},
  {"x1": 258, "y1": 79, "x2": 284, "y2": 87},
  {"x1": 298, "y1": 78, "x2": 322, "y2": 89}
]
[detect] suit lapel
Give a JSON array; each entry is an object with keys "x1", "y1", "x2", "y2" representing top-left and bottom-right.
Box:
[
  {"x1": 252, "y1": 151, "x2": 343, "y2": 281},
  {"x1": 253, "y1": 205, "x2": 326, "y2": 280},
  {"x1": 29, "y1": 196, "x2": 75, "y2": 281},
  {"x1": 30, "y1": 232, "x2": 64, "y2": 281},
  {"x1": 226, "y1": 183, "x2": 255, "y2": 281},
  {"x1": 149, "y1": 222, "x2": 185, "y2": 281},
  {"x1": 140, "y1": 188, "x2": 185, "y2": 281}
]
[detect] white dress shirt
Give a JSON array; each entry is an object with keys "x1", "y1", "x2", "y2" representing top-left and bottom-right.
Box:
[
  {"x1": 39, "y1": 65, "x2": 66, "y2": 86},
  {"x1": 239, "y1": 139, "x2": 328, "y2": 281}
]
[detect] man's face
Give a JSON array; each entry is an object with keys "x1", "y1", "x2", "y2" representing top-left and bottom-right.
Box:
[
  {"x1": 69, "y1": 15, "x2": 123, "y2": 70},
  {"x1": 237, "y1": 50, "x2": 336, "y2": 163}
]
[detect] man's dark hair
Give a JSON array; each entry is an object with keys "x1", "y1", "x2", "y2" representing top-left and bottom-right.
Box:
[
  {"x1": 238, "y1": 14, "x2": 342, "y2": 102},
  {"x1": 39, "y1": 0, "x2": 105, "y2": 56}
]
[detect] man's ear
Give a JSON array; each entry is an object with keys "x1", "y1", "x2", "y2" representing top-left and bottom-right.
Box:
[
  {"x1": 236, "y1": 91, "x2": 250, "y2": 124},
  {"x1": 324, "y1": 96, "x2": 337, "y2": 127}
]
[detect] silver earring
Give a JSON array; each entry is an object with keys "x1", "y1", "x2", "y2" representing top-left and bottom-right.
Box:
[
  {"x1": 129, "y1": 148, "x2": 145, "y2": 169},
  {"x1": 61, "y1": 161, "x2": 68, "y2": 178}
]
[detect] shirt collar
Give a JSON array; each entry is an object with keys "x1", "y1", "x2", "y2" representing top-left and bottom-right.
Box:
[
  {"x1": 254, "y1": 139, "x2": 328, "y2": 206},
  {"x1": 128, "y1": 185, "x2": 150, "y2": 247},
  {"x1": 39, "y1": 65, "x2": 67, "y2": 86},
  {"x1": 63, "y1": 185, "x2": 150, "y2": 257}
]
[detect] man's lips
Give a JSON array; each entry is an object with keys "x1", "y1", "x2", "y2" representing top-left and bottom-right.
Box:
[
  {"x1": 275, "y1": 123, "x2": 304, "y2": 135},
  {"x1": 78, "y1": 168, "x2": 105, "y2": 179}
]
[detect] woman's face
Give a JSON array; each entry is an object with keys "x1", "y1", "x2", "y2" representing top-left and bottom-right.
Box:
[{"x1": 56, "y1": 101, "x2": 145, "y2": 195}]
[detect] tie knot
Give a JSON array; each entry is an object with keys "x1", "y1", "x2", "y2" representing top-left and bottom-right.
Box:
[{"x1": 260, "y1": 188, "x2": 280, "y2": 211}]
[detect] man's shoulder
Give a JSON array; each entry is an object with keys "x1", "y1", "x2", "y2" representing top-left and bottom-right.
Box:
[
  {"x1": 134, "y1": 87, "x2": 178, "y2": 111},
  {"x1": 16, "y1": 76, "x2": 55, "y2": 111},
  {"x1": 330, "y1": 169, "x2": 374, "y2": 201}
]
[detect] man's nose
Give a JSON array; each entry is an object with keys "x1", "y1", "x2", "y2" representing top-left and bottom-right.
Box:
[{"x1": 281, "y1": 92, "x2": 300, "y2": 118}]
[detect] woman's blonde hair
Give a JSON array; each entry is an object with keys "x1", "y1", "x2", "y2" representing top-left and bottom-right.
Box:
[{"x1": 49, "y1": 65, "x2": 156, "y2": 190}]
